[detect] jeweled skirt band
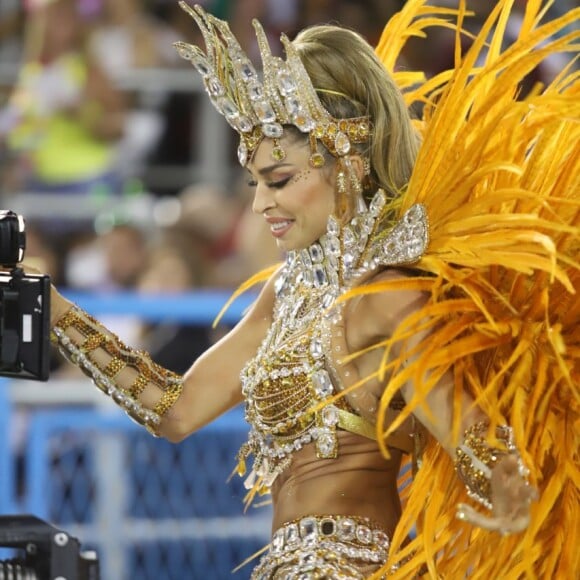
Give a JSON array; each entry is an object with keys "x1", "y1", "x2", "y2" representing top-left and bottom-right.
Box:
[{"x1": 251, "y1": 514, "x2": 390, "y2": 579}]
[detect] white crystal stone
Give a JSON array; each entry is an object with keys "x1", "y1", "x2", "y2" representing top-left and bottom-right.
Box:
[
  {"x1": 285, "y1": 97, "x2": 301, "y2": 116},
  {"x1": 356, "y1": 525, "x2": 372, "y2": 544},
  {"x1": 327, "y1": 216, "x2": 339, "y2": 236},
  {"x1": 313, "y1": 265, "x2": 327, "y2": 287},
  {"x1": 322, "y1": 293, "x2": 335, "y2": 309},
  {"x1": 237, "y1": 60, "x2": 255, "y2": 81},
  {"x1": 192, "y1": 54, "x2": 210, "y2": 76},
  {"x1": 277, "y1": 69, "x2": 297, "y2": 95},
  {"x1": 328, "y1": 270, "x2": 340, "y2": 290},
  {"x1": 262, "y1": 123, "x2": 283, "y2": 138},
  {"x1": 285, "y1": 523, "x2": 299, "y2": 546},
  {"x1": 300, "y1": 250, "x2": 313, "y2": 268},
  {"x1": 218, "y1": 96, "x2": 238, "y2": 119},
  {"x1": 322, "y1": 405, "x2": 339, "y2": 426},
  {"x1": 237, "y1": 142, "x2": 248, "y2": 166},
  {"x1": 272, "y1": 529, "x2": 285, "y2": 552},
  {"x1": 363, "y1": 215, "x2": 375, "y2": 234},
  {"x1": 298, "y1": 551, "x2": 317, "y2": 570},
  {"x1": 370, "y1": 190, "x2": 387, "y2": 214},
  {"x1": 373, "y1": 530, "x2": 390, "y2": 548},
  {"x1": 406, "y1": 204, "x2": 423, "y2": 222},
  {"x1": 309, "y1": 243, "x2": 323, "y2": 263},
  {"x1": 236, "y1": 115, "x2": 253, "y2": 133},
  {"x1": 334, "y1": 131, "x2": 351, "y2": 155},
  {"x1": 274, "y1": 274, "x2": 285, "y2": 295},
  {"x1": 205, "y1": 76, "x2": 224, "y2": 96},
  {"x1": 343, "y1": 226, "x2": 356, "y2": 248},
  {"x1": 310, "y1": 339, "x2": 324, "y2": 359},
  {"x1": 326, "y1": 236, "x2": 340, "y2": 256},
  {"x1": 254, "y1": 100, "x2": 276, "y2": 123},
  {"x1": 338, "y1": 518, "x2": 356, "y2": 541},
  {"x1": 316, "y1": 431, "x2": 336, "y2": 457},
  {"x1": 312, "y1": 369, "x2": 333, "y2": 397},
  {"x1": 247, "y1": 81, "x2": 264, "y2": 101},
  {"x1": 299, "y1": 517, "x2": 318, "y2": 542},
  {"x1": 342, "y1": 252, "x2": 355, "y2": 269}
]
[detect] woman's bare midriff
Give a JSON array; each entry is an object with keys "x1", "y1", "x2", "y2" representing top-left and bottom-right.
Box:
[{"x1": 270, "y1": 430, "x2": 403, "y2": 536}]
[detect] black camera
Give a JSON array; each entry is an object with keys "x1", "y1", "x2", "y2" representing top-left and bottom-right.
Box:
[
  {"x1": 0, "y1": 210, "x2": 51, "y2": 380},
  {"x1": 0, "y1": 515, "x2": 99, "y2": 579}
]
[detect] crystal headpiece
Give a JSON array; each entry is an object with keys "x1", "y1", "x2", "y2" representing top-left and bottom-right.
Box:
[{"x1": 174, "y1": 2, "x2": 372, "y2": 167}]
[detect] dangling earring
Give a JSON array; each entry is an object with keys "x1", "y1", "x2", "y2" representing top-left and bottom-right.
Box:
[
  {"x1": 348, "y1": 165, "x2": 367, "y2": 214},
  {"x1": 339, "y1": 157, "x2": 366, "y2": 219},
  {"x1": 335, "y1": 158, "x2": 348, "y2": 219}
]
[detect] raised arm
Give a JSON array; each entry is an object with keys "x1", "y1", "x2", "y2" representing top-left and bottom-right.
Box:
[{"x1": 49, "y1": 273, "x2": 277, "y2": 442}]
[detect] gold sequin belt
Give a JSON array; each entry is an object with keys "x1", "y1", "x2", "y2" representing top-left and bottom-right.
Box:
[{"x1": 251, "y1": 514, "x2": 390, "y2": 579}]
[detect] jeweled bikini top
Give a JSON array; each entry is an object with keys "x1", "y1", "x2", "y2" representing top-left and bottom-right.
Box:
[{"x1": 237, "y1": 191, "x2": 429, "y2": 493}]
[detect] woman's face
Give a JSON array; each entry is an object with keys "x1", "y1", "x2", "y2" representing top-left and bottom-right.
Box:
[{"x1": 247, "y1": 137, "x2": 335, "y2": 252}]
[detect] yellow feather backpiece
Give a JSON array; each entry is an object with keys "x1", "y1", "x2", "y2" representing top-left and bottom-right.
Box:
[{"x1": 359, "y1": 0, "x2": 580, "y2": 577}]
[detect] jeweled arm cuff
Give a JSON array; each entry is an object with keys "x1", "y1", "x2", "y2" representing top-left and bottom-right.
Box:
[
  {"x1": 454, "y1": 421, "x2": 529, "y2": 510},
  {"x1": 51, "y1": 305, "x2": 184, "y2": 436}
]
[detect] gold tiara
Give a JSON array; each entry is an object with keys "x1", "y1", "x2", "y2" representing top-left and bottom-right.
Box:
[{"x1": 174, "y1": 2, "x2": 371, "y2": 167}]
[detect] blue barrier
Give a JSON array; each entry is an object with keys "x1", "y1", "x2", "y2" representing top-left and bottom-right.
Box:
[
  {"x1": 63, "y1": 290, "x2": 257, "y2": 324},
  {"x1": 0, "y1": 382, "x2": 16, "y2": 514},
  {"x1": 23, "y1": 407, "x2": 249, "y2": 519}
]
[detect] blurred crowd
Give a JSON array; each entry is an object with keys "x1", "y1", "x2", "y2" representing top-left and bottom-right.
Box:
[{"x1": 0, "y1": 0, "x2": 575, "y2": 373}]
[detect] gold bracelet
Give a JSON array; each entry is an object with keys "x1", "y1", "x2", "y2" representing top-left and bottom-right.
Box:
[
  {"x1": 51, "y1": 305, "x2": 184, "y2": 436},
  {"x1": 454, "y1": 421, "x2": 528, "y2": 510}
]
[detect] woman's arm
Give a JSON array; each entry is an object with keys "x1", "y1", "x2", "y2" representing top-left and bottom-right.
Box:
[
  {"x1": 350, "y1": 270, "x2": 536, "y2": 534},
  {"x1": 50, "y1": 273, "x2": 276, "y2": 442}
]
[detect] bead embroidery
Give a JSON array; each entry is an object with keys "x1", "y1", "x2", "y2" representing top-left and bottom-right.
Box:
[
  {"x1": 251, "y1": 514, "x2": 390, "y2": 578},
  {"x1": 238, "y1": 192, "x2": 429, "y2": 492}
]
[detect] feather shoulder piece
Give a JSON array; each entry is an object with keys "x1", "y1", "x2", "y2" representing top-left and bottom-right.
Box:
[{"x1": 353, "y1": 0, "x2": 580, "y2": 577}]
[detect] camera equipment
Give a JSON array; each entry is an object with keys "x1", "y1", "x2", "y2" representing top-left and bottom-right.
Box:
[
  {"x1": 0, "y1": 515, "x2": 99, "y2": 580},
  {"x1": 0, "y1": 210, "x2": 51, "y2": 380}
]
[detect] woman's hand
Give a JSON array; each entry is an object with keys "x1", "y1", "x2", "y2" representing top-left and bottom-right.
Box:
[{"x1": 457, "y1": 454, "x2": 538, "y2": 535}]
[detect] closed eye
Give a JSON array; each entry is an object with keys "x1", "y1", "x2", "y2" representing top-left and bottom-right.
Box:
[{"x1": 267, "y1": 177, "x2": 292, "y2": 189}]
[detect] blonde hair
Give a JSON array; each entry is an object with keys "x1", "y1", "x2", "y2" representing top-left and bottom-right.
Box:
[{"x1": 292, "y1": 25, "x2": 419, "y2": 201}]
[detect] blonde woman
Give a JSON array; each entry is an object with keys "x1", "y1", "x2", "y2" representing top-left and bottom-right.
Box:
[{"x1": 37, "y1": 1, "x2": 579, "y2": 577}]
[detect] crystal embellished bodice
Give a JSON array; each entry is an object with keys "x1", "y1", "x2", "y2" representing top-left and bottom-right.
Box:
[{"x1": 237, "y1": 191, "x2": 429, "y2": 493}]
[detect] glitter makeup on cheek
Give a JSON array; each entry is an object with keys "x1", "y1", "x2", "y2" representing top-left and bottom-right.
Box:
[{"x1": 290, "y1": 170, "x2": 311, "y2": 185}]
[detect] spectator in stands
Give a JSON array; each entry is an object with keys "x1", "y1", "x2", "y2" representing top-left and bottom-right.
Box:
[
  {"x1": 63, "y1": 221, "x2": 151, "y2": 352},
  {"x1": 89, "y1": 0, "x2": 181, "y2": 76},
  {"x1": 27, "y1": 2, "x2": 576, "y2": 578},
  {"x1": 2, "y1": 0, "x2": 125, "y2": 197},
  {"x1": 88, "y1": 0, "x2": 182, "y2": 179},
  {"x1": 136, "y1": 230, "x2": 214, "y2": 375},
  {"x1": 173, "y1": 183, "x2": 281, "y2": 287}
]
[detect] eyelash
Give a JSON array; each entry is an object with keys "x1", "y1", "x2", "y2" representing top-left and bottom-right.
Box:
[
  {"x1": 247, "y1": 177, "x2": 292, "y2": 189},
  {"x1": 268, "y1": 177, "x2": 292, "y2": 189}
]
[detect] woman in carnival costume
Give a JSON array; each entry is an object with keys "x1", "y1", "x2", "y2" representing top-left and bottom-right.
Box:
[{"x1": 40, "y1": 0, "x2": 578, "y2": 577}]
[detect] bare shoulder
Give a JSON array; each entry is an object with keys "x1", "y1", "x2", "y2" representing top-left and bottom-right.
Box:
[{"x1": 345, "y1": 268, "x2": 429, "y2": 342}]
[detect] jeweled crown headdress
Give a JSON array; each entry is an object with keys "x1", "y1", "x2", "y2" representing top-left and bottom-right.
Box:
[{"x1": 174, "y1": 2, "x2": 371, "y2": 167}]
